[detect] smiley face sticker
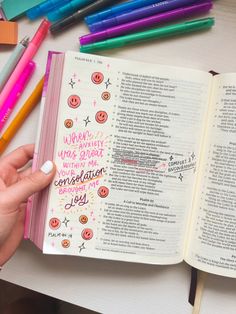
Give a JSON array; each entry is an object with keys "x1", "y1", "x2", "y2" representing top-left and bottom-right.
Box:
[
  {"x1": 98, "y1": 186, "x2": 109, "y2": 198},
  {"x1": 49, "y1": 217, "x2": 61, "y2": 230},
  {"x1": 101, "y1": 91, "x2": 111, "y2": 101},
  {"x1": 64, "y1": 119, "x2": 73, "y2": 128},
  {"x1": 91, "y1": 72, "x2": 104, "y2": 84},
  {"x1": 95, "y1": 111, "x2": 108, "y2": 124},
  {"x1": 61, "y1": 239, "x2": 70, "y2": 248},
  {"x1": 79, "y1": 215, "x2": 88, "y2": 224},
  {"x1": 81, "y1": 228, "x2": 93, "y2": 240},
  {"x1": 67, "y1": 95, "x2": 81, "y2": 108}
]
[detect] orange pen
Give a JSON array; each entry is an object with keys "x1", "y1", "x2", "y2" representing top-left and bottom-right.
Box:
[{"x1": 0, "y1": 76, "x2": 44, "y2": 155}]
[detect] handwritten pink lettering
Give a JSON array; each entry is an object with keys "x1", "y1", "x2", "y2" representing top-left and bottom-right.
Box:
[
  {"x1": 58, "y1": 150, "x2": 77, "y2": 160},
  {"x1": 63, "y1": 131, "x2": 92, "y2": 145},
  {"x1": 87, "y1": 160, "x2": 98, "y2": 167},
  {"x1": 59, "y1": 185, "x2": 86, "y2": 195},
  {"x1": 63, "y1": 161, "x2": 86, "y2": 169},
  {"x1": 80, "y1": 148, "x2": 104, "y2": 161},
  {"x1": 78, "y1": 140, "x2": 104, "y2": 149},
  {"x1": 58, "y1": 169, "x2": 76, "y2": 178},
  {"x1": 88, "y1": 179, "x2": 100, "y2": 189}
]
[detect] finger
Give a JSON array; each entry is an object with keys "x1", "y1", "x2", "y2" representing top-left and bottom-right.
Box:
[
  {"x1": 0, "y1": 208, "x2": 25, "y2": 266},
  {"x1": 0, "y1": 203, "x2": 25, "y2": 247},
  {"x1": 18, "y1": 166, "x2": 32, "y2": 180},
  {"x1": 0, "y1": 160, "x2": 56, "y2": 214},
  {"x1": 0, "y1": 144, "x2": 34, "y2": 170}
]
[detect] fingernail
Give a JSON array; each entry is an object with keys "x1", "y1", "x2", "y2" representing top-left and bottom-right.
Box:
[{"x1": 40, "y1": 160, "x2": 54, "y2": 174}]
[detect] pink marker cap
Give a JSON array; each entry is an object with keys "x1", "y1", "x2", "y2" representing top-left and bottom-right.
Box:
[{"x1": 31, "y1": 19, "x2": 51, "y2": 47}]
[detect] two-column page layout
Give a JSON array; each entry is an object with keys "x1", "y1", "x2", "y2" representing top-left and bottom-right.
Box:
[{"x1": 28, "y1": 52, "x2": 236, "y2": 278}]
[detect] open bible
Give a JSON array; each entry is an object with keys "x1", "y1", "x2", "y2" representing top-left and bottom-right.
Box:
[{"x1": 26, "y1": 51, "x2": 236, "y2": 278}]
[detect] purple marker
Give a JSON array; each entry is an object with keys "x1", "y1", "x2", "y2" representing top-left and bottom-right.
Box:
[
  {"x1": 88, "y1": 0, "x2": 206, "y2": 32},
  {"x1": 80, "y1": 1, "x2": 213, "y2": 45}
]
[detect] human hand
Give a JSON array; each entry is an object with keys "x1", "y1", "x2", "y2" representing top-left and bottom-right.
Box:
[{"x1": 0, "y1": 144, "x2": 56, "y2": 266}]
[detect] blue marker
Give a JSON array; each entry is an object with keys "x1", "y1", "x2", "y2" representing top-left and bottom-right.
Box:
[
  {"x1": 85, "y1": 0, "x2": 162, "y2": 25},
  {"x1": 47, "y1": 0, "x2": 94, "y2": 21},
  {"x1": 89, "y1": 0, "x2": 202, "y2": 32},
  {"x1": 27, "y1": 0, "x2": 71, "y2": 20}
]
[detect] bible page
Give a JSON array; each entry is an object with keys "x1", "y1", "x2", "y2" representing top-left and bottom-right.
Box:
[
  {"x1": 185, "y1": 73, "x2": 236, "y2": 277},
  {"x1": 43, "y1": 51, "x2": 212, "y2": 264}
]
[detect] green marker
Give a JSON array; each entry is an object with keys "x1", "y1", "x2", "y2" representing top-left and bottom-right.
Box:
[{"x1": 80, "y1": 17, "x2": 215, "y2": 53}]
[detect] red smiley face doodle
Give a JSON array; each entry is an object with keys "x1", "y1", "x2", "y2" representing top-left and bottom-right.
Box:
[
  {"x1": 81, "y1": 228, "x2": 93, "y2": 240},
  {"x1": 67, "y1": 95, "x2": 81, "y2": 108},
  {"x1": 91, "y1": 72, "x2": 104, "y2": 84},
  {"x1": 64, "y1": 118, "x2": 73, "y2": 128},
  {"x1": 97, "y1": 186, "x2": 109, "y2": 198},
  {"x1": 49, "y1": 217, "x2": 61, "y2": 230},
  {"x1": 101, "y1": 91, "x2": 111, "y2": 101},
  {"x1": 61, "y1": 239, "x2": 70, "y2": 248},
  {"x1": 95, "y1": 111, "x2": 108, "y2": 124},
  {"x1": 79, "y1": 215, "x2": 88, "y2": 224}
]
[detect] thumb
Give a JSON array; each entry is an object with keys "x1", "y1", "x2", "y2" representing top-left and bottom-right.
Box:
[{"x1": 2, "y1": 160, "x2": 56, "y2": 210}]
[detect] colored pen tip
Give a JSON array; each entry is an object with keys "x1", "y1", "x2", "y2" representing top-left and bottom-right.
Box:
[
  {"x1": 37, "y1": 19, "x2": 51, "y2": 35},
  {"x1": 40, "y1": 19, "x2": 51, "y2": 30},
  {"x1": 21, "y1": 36, "x2": 30, "y2": 46},
  {"x1": 49, "y1": 23, "x2": 59, "y2": 35},
  {"x1": 50, "y1": 14, "x2": 81, "y2": 35},
  {"x1": 50, "y1": 17, "x2": 69, "y2": 35},
  {"x1": 42, "y1": 18, "x2": 51, "y2": 26},
  {"x1": 31, "y1": 19, "x2": 51, "y2": 43}
]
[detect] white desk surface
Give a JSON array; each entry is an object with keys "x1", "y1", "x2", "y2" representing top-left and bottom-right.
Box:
[{"x1": 0, "y1": 1, "x2": 236, "y2": 313}]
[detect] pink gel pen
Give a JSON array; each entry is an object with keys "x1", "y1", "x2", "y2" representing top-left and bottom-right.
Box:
[
  {"x1": 0, "y1": 61, "x2": 36, "y2": 131},
  {"x1": 0, "y1": 19, "x2": 50, "y2": 107}
]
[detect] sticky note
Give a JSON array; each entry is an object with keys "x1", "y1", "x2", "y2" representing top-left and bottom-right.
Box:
[
  {"x1": 0, "y1": 21, "x2": 18, "y2": 44},
  {"x1": 1, "y1": 0, "x2": 45, "y2": 20}
]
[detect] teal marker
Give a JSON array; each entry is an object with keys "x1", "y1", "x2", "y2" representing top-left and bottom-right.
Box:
[{"x1": 80, "y1": 17, "x2": 215, "y2": 53}]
